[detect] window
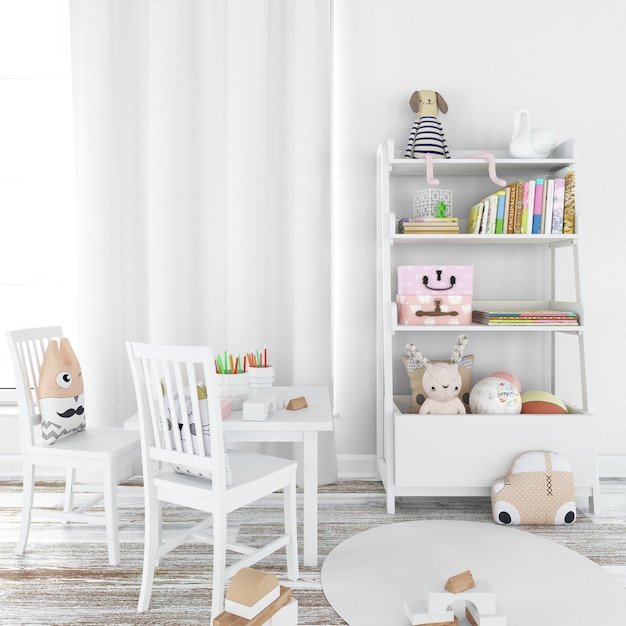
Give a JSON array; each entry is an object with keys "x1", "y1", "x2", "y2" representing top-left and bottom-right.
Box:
[{"x1": 0, "y1": 0, "x2": 77, "y2": 400}]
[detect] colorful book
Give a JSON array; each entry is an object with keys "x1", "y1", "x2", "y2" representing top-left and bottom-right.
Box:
[
  {"x1": 512, "y1": 179, "x2": 525, "y2": 233},
  {"x1": 532, "y1": 179, "x2": 544, "y2": 234},
  {"x1": 551, "y1": 177, "x2": 565, "y2": 234},
  {"x1": 494, "y1": 191, "x2": 506, "y2": 234},
  {"x1": 505, "y1": 180, "x2": 523, "y2": 234},
  {"x1": 563, "y1": 171, "x2": 576, "y2": 234},
  {"x1": 472, "y1": 309, "x2": 579, "y2": 326},
  {"x1": 479, "y1": 199, "x2": 490, "y2": 234},
  {"x1": 484, "y1": 194, "x2": 498, "y2": 234},
  {"x1": 542, "y1": 178, "x2": 555, "y2": 234},
  {"x1": 524, "y1": 179, "x2": 535, "y2": 234},
  {"x1": 467, "y1": 202, "x2": 484, "y2": 234},
  {"x1": 502, "y1": 185, "x2": 513, "y2": 234}
]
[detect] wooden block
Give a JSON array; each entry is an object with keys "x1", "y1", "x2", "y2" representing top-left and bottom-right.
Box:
[
  {"x1": 266, "y1": 598, "x2": 298, "y2": 625},
  {"x1": 426, "y1": 580, "x2": 495, "y2": 615},
  {"x1": 212, "y1": 586, "x2": 291, "y2": 626},
  {"x1": 404, "y1": 600, "x2": 455, "y2": 625},
  {"x1": 466, "y1": 607, "x2": 479, "y2": 626},
  {"x1": 423, "y1": 618, "x2": 458, "y2": 626},
  {"x1": 286, "y1": 396, "x2": 307, "y2": 410},
  {"x1": 444, "y1": 569, "x2": 475, "y2": 593},
  {"x1": 466, "y1": 604, "x2": 507, "y2": 626}
]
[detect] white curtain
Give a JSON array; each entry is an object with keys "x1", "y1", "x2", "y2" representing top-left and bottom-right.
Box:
[{"x1": 69, "y1": 1, "x2": 332, "y2": 435}]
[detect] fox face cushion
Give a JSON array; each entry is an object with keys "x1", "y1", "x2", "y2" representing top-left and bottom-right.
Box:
[{"x1": 37, "y1": 338, "x2": 86, "y2": 444}]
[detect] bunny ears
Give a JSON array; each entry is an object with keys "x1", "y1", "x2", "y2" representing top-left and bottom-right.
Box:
[
  {"x1": 450, "y1": 334, "x2": 469, "y2": 364},
  {"x1": 405, "y1": 334, "x2": 469, "y2": 371}
]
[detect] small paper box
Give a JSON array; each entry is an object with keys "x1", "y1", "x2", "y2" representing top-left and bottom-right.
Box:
[
  {"x1": 397, "y1": 294, "x2": 473, "y2": 326},
  {"x1": 220, "y1": 400, "x2": 232, "y2": 419},
  {"x1": 397, "y1": 265, "x2": 473, "y2": 296},
  {"x1": 413, "y1": 188, "x2": 453, "y2": 218},
  {"x1": 397, "y1": 265, "x2": 473, "y2": 326}
]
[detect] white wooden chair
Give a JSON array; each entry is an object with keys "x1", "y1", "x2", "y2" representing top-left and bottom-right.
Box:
[
  {"x1": 126, "y1": 341, "x2": 298, "y2": 619},
  {"x1": 6, "y1": 326, "x2": 141, "y2": 566}
]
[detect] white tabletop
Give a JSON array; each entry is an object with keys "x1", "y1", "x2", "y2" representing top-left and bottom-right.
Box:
[{"x1": 222, "y1": 385, "x2": 333, "y2": 435}]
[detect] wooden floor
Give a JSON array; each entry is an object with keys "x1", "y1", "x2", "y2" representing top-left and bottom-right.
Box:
[{"x1": 1, "y1": 477, "x2": 625, "y2": 625}]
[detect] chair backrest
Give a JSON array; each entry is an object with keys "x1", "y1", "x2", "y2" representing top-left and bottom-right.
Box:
[
  {"x1": 6, "y1": 326, "x2": 64, "y2": 449},
  {"x1": 126, "y1": 341, "x2": 229, "y2": 490}
]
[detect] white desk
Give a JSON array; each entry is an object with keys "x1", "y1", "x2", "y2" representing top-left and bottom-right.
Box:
[{"x1": 126, "y1": 385, "x2": 333, "y2": 566}]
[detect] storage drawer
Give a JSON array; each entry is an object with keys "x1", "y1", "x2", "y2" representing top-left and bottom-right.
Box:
[
  {"x1": 396, "y1": 294, "x2": 472, "y2": 325},
  {"x1": 393, "y1": 411, "x2": 597, "y2": 490},
  {"x1": 397, "y1": 265, "x2": 473, "y2": 325},
  {"x1": 397, "y1": 265, "x2": 473, "y2": 295}
]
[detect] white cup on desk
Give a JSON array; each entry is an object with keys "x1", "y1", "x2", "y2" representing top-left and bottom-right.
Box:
[
  {"x1": 248, "y1": 365, "x2": 275, "y2": 395},
  {"x1": 217, "y1": 372, "x2": 250, "y2": 410}
]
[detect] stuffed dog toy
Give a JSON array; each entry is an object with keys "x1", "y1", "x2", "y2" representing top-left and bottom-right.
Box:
[{"x1": 404, "y1": 90, "x2": 450, "y2": 159}]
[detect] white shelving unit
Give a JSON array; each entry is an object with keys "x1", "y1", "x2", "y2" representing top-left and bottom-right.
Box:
[{"x1": 376, "y1": 139, "x2": 599, "y2": 514}]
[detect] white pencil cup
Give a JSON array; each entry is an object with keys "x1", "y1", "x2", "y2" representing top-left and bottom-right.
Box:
[
  {"x1": 248, "y1": 366, "x2": 275, "y2": 395},
  {"x1": 217, "y1": 372, "x2": 250, "y2": 410}
]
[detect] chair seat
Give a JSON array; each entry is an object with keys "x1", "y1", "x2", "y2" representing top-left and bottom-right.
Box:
[
  {"x1": 153, "y1": 450, "x2": 297, "y2": 501},
  {"x1": 30, "y1": 427, "x2": 140, "y2": 460}
]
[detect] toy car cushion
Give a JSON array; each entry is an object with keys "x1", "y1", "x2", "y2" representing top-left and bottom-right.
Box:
[
  {"x1": 402, "y1": 354, "x2": 473, "y2": 413},
  {"x1": 491, "y1": 450, "x2": 576, "y2": 526},
  {"x1": 37, "y1": 338, "x2": 86, "y2": 444}
]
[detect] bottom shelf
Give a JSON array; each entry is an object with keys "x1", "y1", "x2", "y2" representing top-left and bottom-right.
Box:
[{"x1": 386, "y1": 395, "x2": 598, "y2": 505}]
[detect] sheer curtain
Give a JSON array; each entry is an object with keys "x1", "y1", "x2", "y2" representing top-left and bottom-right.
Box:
[{"x1": 69, "y1": 1, "x2": 331, "y2": 441}]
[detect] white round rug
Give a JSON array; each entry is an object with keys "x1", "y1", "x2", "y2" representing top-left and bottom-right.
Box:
[{"x1": 321, "y1": 520, "x2": 626, "y2": 626}]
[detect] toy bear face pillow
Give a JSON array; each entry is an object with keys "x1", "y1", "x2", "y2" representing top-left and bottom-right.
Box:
[{"x1": 37, "y1": 338, "x2": 86, "y2": 444}]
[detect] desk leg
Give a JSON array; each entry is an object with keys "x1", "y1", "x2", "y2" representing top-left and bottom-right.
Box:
[{"x1": 302, "y1": 431, "x2": 318, "y2": 567}]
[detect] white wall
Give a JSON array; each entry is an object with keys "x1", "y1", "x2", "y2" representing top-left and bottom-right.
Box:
[{"x1": 332, "y1": 0, "x2": 626, "y2": 468}]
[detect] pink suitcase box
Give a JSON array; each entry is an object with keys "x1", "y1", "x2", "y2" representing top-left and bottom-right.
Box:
[{"x1": 397, "y1": 265, "x2": 473, "y2": 326}]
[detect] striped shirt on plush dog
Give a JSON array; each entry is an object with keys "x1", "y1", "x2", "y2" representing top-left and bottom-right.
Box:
[{"x1": 404, "y1": 90, "x2": 450, "y2": 159}]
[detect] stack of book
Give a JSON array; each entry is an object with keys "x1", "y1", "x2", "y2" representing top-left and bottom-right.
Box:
[
  {"x1": 466, "y1": 171, "x2": 575, "y2": 235},
  {"x1": 472, "y1": 309, "x2": 579, "y2": 326},
  {"x1": 398, "y1": 217, "x2": 459, "y2": 234}
]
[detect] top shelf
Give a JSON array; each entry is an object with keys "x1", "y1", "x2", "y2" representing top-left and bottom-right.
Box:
[{"x1": 385, "y1": 138, "x2": 576, "y2": 178}]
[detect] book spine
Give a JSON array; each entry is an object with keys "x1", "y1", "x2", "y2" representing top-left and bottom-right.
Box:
[
  {"x1": 532, "y1": 179, "x2": 544, "y2": 234},
  {"x1": 563, "y1": 171, "x2": 576, "y2": 234},
  {"x1": 479, "y1": 199, "x2": 489, "y2": 234},
  {"x1": 513, "y1": 179, "x2": 525, "y2": 234},
  {"x1": 506, "y1": 182, "x2": 516, "y2": 234},
  {"x1": 525, "y1": 179, "x2": 535, "y2": 235},
  {"x1": 551, "y1": 177, "x2": 565, "y2": 234},
  {"x1": 486, "y1": 194, "x2": 498, "y2": 234},
  {"x1": 543, "y1": 178, "x2": 555, "y2": 234},
  {"x1": 466, "y1": 203, "x2": 482, "y2": 234},
  {"x1": 495, "y1": 191, "x2": 506, "y2": 234}
]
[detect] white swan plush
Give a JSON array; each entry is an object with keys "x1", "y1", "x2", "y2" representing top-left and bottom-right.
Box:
[{"x1": 509, "y1": 108, "x2": 557, "y2": 159}]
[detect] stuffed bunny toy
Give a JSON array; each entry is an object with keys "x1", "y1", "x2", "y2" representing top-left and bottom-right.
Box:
[{"x1": 405, "y1": 334, "x2": 469, "y2": 414}]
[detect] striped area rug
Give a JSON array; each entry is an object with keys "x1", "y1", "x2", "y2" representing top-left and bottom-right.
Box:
[{"x1": 0, "y1": 479, "x2": 624, "y2": 625}]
